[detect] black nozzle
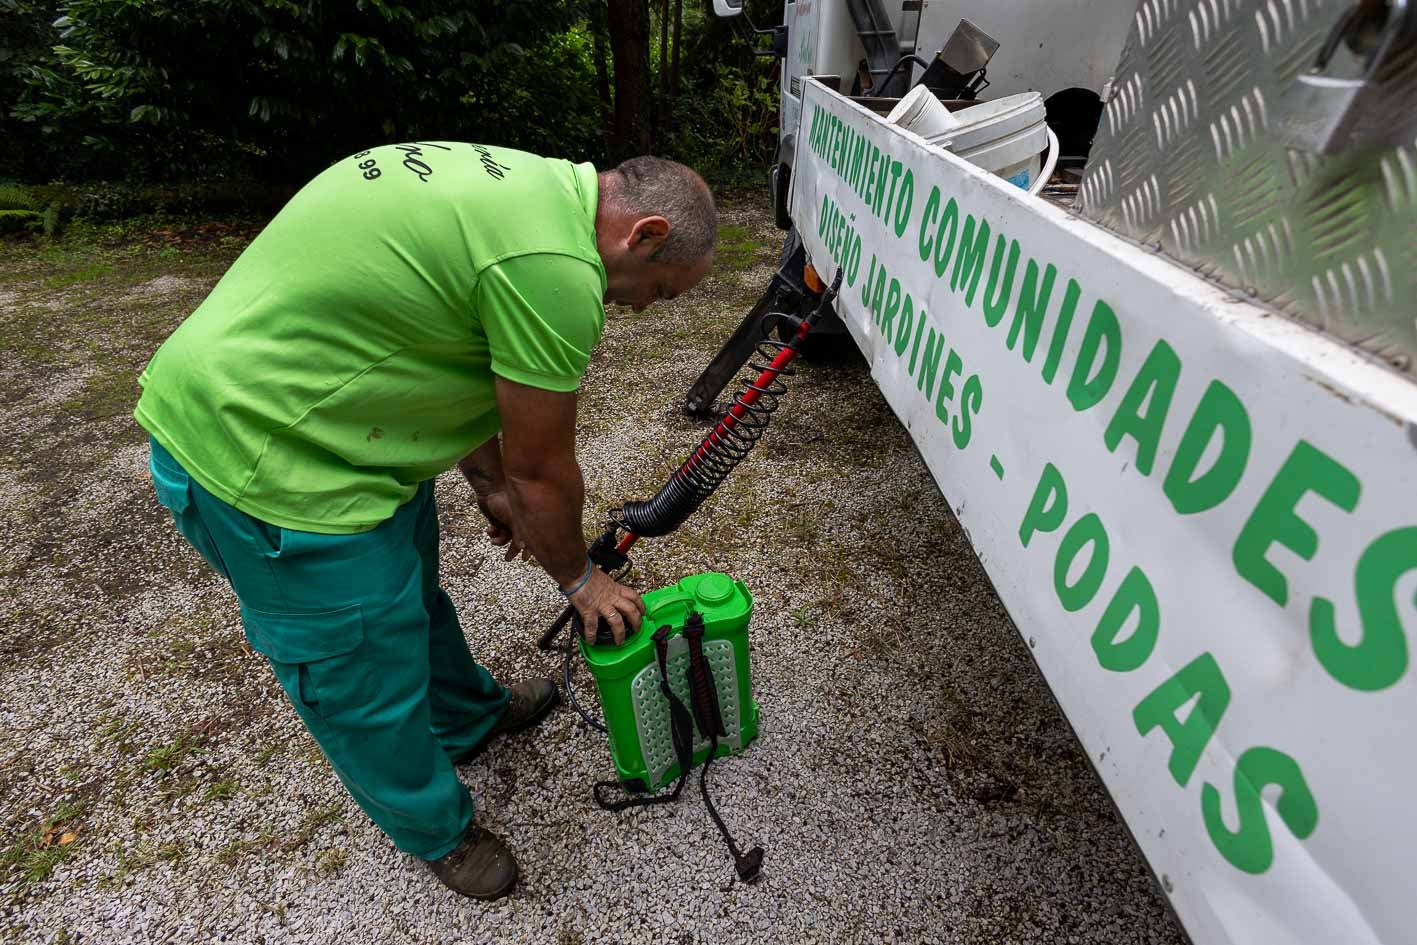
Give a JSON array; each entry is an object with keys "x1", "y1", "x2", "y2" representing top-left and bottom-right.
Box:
[{"x1": 735, "y1": 846, "x2": 764, "y2": 882}]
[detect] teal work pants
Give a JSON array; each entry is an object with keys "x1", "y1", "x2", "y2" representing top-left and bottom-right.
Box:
[{"x1": 147, "y1": 438, "x2": 509, "y2": 859}]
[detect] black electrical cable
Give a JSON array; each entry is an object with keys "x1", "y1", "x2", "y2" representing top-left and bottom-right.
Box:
[
  {"x1": 877, "y1": 53, "x2": 931, "y2": 94},
  {"x1": 683, "y1": 614, "x2": 762, "y2": 881}
]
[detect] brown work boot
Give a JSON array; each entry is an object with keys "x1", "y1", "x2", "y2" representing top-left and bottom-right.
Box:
[
  {"x1": 489, "y1": 677, "x2": 560, "y2": 738},
  {"x1": 426, "y1": 824, "x2": 518, "y2": 900},
  {"x1": 455, "y1": 677, "x2": 559, "y2": 764}
]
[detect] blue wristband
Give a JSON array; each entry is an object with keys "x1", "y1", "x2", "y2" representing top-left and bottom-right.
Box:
[{"x1": 560, "y1": 557, "x2": 594, "y2": 596}]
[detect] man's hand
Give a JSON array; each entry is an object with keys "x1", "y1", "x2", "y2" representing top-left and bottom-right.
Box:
[
  {"x1": 476, "y1": 490, "x2": 528, "y2": 561},
  {"x1": 567, "y1": 568, "x2": 646, "y2": 646},
  {"x1": 459, "y1": 440, "x2": 530, "y2": 561}
]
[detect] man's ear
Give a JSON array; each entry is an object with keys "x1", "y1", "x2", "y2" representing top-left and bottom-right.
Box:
[{"x1": 628, "y1": 215, "x2": 670, "y2": 256}]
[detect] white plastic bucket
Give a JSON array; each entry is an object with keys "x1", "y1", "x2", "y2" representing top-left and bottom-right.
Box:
[
  {"x1": 885, "y1": 85, "x2": 962, "y2": 140},
  {"x1": 927, "y1": 92, "x2": 1048, "y2": 191}
]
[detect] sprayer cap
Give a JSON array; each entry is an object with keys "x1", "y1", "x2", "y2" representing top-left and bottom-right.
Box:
[{"x1": 693, "y1": 573, "x2": 736, "y2": 606}]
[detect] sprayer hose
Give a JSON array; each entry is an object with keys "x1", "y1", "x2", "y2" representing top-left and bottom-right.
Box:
[{"x1": 616, "y1": 319, "x2": 800, "y2": 537}]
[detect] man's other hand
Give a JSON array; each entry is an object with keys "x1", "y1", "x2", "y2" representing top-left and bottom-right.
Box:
[
  {"x1": 477, "y1": 491, "x2": 528, "y2": 561},
  {"x1": 568, "y1": 569, "x2": 646, "y2": 645}
]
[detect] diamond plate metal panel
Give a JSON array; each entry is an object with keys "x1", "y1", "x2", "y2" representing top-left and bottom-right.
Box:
[{"x1": 1078, "y1": 0, "x2": 1417, "y2": 376}]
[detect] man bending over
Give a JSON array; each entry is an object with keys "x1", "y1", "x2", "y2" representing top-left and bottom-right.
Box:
[{"x1": 135, "y1": 145, "x2": 716, "y2": 900}]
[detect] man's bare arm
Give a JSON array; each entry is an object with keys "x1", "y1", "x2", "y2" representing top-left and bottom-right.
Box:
[
  {"x1": 493, "y1": 379, "x2": 587, "y2": 585},
  {"x1": 494, "y1": 376, "x2": 644, "y2": 642},
  {"x1": 458, "y1": 438, "x2": 506, "y2": 496}
]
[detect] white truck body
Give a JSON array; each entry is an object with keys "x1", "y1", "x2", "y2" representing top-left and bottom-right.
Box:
[
  {"x1": 718, "y1": 0, "x2": 1417, "y2": 942},
  {"x1": 778, "y1": 0, "x2": 1136, "y2": 155}
]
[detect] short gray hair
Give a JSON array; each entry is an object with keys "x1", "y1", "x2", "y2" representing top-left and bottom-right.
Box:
[{"x1": 604, "y1": 156, "x2": 717, "y2": 264}]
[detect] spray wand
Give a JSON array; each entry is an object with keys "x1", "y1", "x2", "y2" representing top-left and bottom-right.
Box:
[
  {"x1": 536, "y1": 266, "x2": 841, "y2": 885},
  {"x1": 537, "y1": 266, "x2": 843, "y2": 652}
]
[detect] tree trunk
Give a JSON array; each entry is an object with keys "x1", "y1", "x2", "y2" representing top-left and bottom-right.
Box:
[
  {"x1": 592, "y1": 0, "x2": 612, "y2": 132},
  {"x1": 670, "y1": 0, "x2": 683, "y2": 99},
  {"x1": 607, "y1": 0, "x2": 652, "y2": 160},
  {"x1": 658, "y1": 0, "x2": 670, "y2": 111}
]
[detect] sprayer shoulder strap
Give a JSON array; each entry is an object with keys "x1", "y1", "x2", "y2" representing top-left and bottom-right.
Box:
[
  {"x1": 592, "y1": 626, "x2": 695, "y2": 812},
  {"x1": 682, "y1": 619, "x2": 764, "y2": 882},
  {"x1": 683, "y1": 616, "x2": 726, "y2": 738}
]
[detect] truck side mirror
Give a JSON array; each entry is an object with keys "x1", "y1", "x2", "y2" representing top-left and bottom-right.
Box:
[{"x1": 711, "y1": 0, "x2": 744, "y2": 17}]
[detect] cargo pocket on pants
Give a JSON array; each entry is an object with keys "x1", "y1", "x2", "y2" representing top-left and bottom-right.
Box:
[
  {"x1": 240, "y1": 604, "x2": 367, "y2": 719},
  {"x1": 150, "y1": 457, "x2": 192, "y2": 516},
  {"x1": 149, "y1": 445, "x2": 230, "y2": 579}
]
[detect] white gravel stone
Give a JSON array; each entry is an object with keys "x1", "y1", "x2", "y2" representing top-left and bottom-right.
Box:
[{"x1": 1, "y1": 201, "x2": 1184, "y2": 944}]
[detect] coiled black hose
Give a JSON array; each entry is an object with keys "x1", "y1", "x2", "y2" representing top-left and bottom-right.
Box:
[{"x1": 614, "y1": 316, "x2": 797, "y2": 537}]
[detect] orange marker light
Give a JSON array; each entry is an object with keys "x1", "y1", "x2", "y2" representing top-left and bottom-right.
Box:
[{"x1": 803, "y1": 262, "x2": 824, "y2": 294}]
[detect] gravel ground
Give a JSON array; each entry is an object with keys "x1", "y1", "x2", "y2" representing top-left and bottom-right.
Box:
[{"x1": 0, "y1": 201, "x2": 1187, "y2": 944}]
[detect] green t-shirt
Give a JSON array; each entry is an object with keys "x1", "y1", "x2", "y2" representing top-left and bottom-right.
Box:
[{"x1": 135, "y1": 143, "x2": 605, "y2": 534}]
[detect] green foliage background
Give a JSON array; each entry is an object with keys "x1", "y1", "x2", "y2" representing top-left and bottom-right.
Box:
[{"x1": 1, "y1": 0, "x2": 786, "y2": 201}]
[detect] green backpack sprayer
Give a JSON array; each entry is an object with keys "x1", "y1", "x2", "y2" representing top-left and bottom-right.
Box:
[
  {"x1": 579, "y1": 572, "x2": 758, "y2": 793},
  {"x1": 538, "y1": 268, "x2": 844, "y2": 884}
]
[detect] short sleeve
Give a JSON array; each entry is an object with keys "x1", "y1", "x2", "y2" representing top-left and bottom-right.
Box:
[{"x1": 477, "y1": 253, "x2": 606, "y2": 392}]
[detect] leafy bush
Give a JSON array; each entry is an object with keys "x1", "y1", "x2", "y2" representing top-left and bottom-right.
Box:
[
  {"x1": 5, "y1": 0, "x2": 791, "y2": 204},
  {"x1": 0, "y1": 1, "x2": 61, "y2": 177},
  {"x1": 0, "y1": 209, "x2": 42, "y2": 234},
  {"x1": 459, "y1": 24, "x2": 605, "y2": 163},
  {"x1": 666, "y1": 62, "x2": 778, "y2": 181},
  {"x1": 0, "y1": 183, "x2": 38, "y2": 211},
  {"x1": 12, "y1": 0, "x2": 586, "y2": 182}
]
